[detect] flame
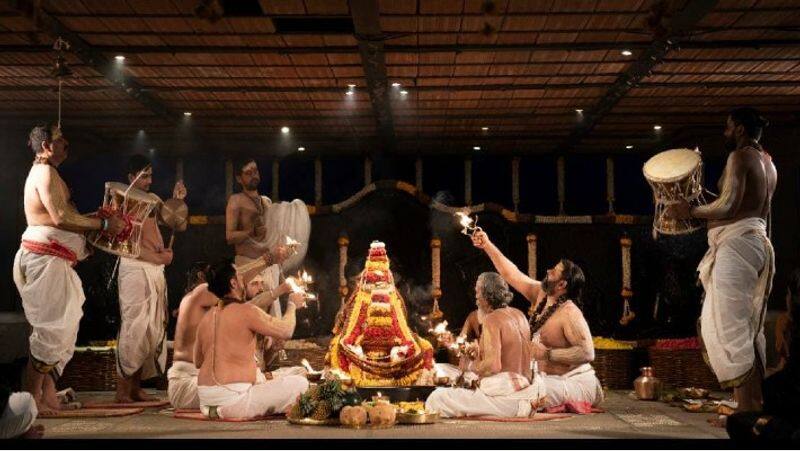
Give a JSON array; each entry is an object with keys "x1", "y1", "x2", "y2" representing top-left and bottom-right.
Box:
[
  {"x1": 432, "y1": 321, "x2": 449, "y2": 335},
  {"x1": 300, "y1": 270, "x2": 313, "y2": 284},
  {"x1": 456, "y1": 211, "x2": 473, "y2": 228},
  {"x1": 286, "y1": 277, "x2": 303, "y2": 293},
  {"x1": 305, "y1": 292, "x2": 317, "y2": 300},
  {"x1": 285, "y1": 235, "x2": 300, "y2": 246}
]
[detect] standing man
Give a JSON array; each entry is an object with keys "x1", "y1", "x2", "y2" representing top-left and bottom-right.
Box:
[
  {"x1": 225, "y1": 158, "x2": 286, "y2": 318},
  {"x1": 13, "y1": 123, "x2": 124, "y2": 413},
  {"x1": 668, "y1": 107, "x2": 777, "y2": 412},
  {"x1": 470, "y1": 230, "x2": 604, "y2": 409},
  {"x1": 115, "y1": 154, "x2": 187, "y2": 403}
]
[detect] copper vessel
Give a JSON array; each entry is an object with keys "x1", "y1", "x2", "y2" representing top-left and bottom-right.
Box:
[{"x1": 633, "y1": 367, "x2": 662, "y2": 400}]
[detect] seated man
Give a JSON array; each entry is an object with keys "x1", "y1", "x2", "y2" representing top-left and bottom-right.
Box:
[
  {"x1": 243, "y1": 272, "x2": 293, "y2": 372},
  {"x1": 460, "y1": 309, "x2": 483, "y2": 342},
  {"x1": 426, "y1": 272, "x2": 542, "y2": 418},
  {"x1": 194, "y1": 258, "x2": 309, "y2": 420},
  {"x1": 166, "y1": 262, "x2": 215, "y2": 410},
  {"x1": 471, "y1": 230, "x2": 603, "y2": 410}
]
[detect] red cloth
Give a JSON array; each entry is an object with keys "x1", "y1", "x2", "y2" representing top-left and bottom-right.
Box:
[
  {"x1": 21, "y1": 239, "x2": 78, "y2": 266},
  {"x1": 544, "y1": 401, "x2": 603, "y2": 415}
]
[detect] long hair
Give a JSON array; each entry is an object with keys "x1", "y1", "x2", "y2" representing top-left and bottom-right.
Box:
[{"x1": 559, "y1": 258, "x2": 585, "y2": 305}]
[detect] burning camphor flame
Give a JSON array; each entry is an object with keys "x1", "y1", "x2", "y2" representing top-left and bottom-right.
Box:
[
  {"x1": 455, "y1": 211, "x2": 480, "y2": 235},
  {"x1": 431, "y1": 321, "x2": 449, "y2": 335}
]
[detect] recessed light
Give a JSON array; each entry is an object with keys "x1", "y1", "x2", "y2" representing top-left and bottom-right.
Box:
[
  {"x1": 281, "y1": 126, "x2": 290, "y2": 134},
  {"x1": 400, "y1": 90, "x2": 408, "y2": 95},
  {"x1": 114, "y1": 55, "x2": 126, "y2": 61},
  {"x1": 621, "y1": 49, "x2": 633, "y2": 56},
  {"x1": 347, "y1": 84, "x2": 356, "y2": 88},
  {"x1": 345, "y1": 90, "x2": 354, "y2": 96},
  {"x1": 575, "y1": 109, "x2": 584, "y2": 113},
  {"x1": 653, "y1": 125, "x2": 662, "y2": 131},
  {"x1": 148, "y1": 148, "x2": 155, "y2": 153},
  {"x1": 298, "y1": 146, "x2": 305, "y2": 152},
  {"x1": 473, "y1": 146, "x2": 481, "y2": 151},
  {"x1": 183, "y1": 111, "x2": 192, "y2": 117},
  {"x1": 481, "y1": 126, "x2": 489, "y2": 131},
  {"x1": 626, "y1": 145, "x2": 634, "y2": 150},
  {"x1": 392, "y1": 82, "x2": 401, "y2": 87}
]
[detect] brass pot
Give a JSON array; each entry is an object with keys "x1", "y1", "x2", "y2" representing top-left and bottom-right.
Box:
[{"x1": 633, "y1": 366, "x2": 662, "y2": 400}]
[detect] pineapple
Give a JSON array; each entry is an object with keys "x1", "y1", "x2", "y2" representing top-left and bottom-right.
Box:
[
  {"x1": 311, "y1": 400, "x2": 333, "y2": 420},
  {"x1": 288, "y1": 402, "x2": 303, "y2": 419},
  {"x1": 306, "y1": 385, "x2": 322, "y2": 401},
  {"x1": 297, "y1": 393, "x2": 316, "y2": 418}
]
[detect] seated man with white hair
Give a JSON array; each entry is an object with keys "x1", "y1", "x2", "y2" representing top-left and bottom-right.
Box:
[{"x1": 426, "y1": 272, "x2": 544, "y2": 418}]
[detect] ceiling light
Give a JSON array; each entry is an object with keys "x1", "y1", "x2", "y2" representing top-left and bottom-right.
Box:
[
  {"x1": 298, "y1": 146, "x2": 305, "y2": 152},
  {"x1": 114, "y1": 55, "x2": 126, "y2": 62},
  {"x1": 473, "y1": 146, "x2": 481, "y2": 151},
  {"x1": 653, "y1": 125, "x2": 662, "y2": 131},
  {"x1": 400, "y1": 90, "x2": 408, "y2": 95},
  {"x1": 183, "y1": 111, "x2": 192, "y2": 117},
  {"x1": 626, "y1": 145, "x2": 634, "y2": 150},
  {"x1": 392, "y1": 82, "x2": 401, "y2": 87},
  {"x1": 281, "y1": 126, "x2": 290, "y2": 134},
  {"x1": 621, "y1": 49, "x2": 633, "y2": 56},
  {"x1": 481, "y1": 126, "x2": 489, "y2": 131},
  {"x1": 575, "y1": 109, "x2": 584, "y2": 113},
  {"x1": 347, "y1": 84, "x2": 356, "y2": 88}
]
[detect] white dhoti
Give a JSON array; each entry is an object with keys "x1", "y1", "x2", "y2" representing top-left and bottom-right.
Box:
[
  {"x1": 426, "y1": 372, "x2": 545, "y2": 418},
  {"x1": 537, "y1": 363, "x2": 604, "y2": 408},
  {"x1": 12, "y1": 226, "x2": 88, "y2": 377},
  {"x1": 167, "y1": 361, "x2": 199, "y2": 409},
  {"x1": 0, "y1": 392, "x2": 38, "y2": 439},
  {"x1": 198, "y1": 373, "x2": 308, "y2": 420},
  {"x1": 697, "y1": 217, "x2": 775, "y2": 388},
  {"x1": 116, "y1": 258, "x2": 168, "y2": 380}
]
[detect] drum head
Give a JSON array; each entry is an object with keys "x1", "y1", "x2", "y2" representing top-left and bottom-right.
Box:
[{"x1": 643, "y1": 148, "x2": 701, "y2": 183}]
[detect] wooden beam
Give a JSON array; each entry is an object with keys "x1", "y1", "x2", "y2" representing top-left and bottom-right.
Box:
[
  {"x1": 349, "y1": 0, "x2": 394, "y2": 151},
  {"x1": 6, "y1": 39, "x2": 800, "y2": 55},
  {"x1": 555, "y1": 0, "x2": 721, "y2": 154}
]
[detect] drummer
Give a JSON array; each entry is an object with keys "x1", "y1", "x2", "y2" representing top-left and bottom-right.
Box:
[{"x1": 115, "y1": 154, "x2": 188, "y2": 403}]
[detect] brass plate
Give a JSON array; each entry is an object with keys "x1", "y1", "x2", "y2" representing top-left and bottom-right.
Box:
[
  {"x1": 397, "y1": 411, "x2": 440, "y2": 424},
  {"x1": 287, "y1": 417, "x2": 340, "y2": 426}
]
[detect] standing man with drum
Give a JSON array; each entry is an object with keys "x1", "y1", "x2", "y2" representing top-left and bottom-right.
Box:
[
  {"x1": 13, "y1": 123, "x2": 125, "y2": 414},
  {"x1": 668, "y1": 107, "x2": 777, "y2": 412},
  {"x1": 115, "y1": 155, "x2": 187, "y2": 403}
]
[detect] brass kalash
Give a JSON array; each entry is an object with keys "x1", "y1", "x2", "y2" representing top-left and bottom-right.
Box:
[{"x1": 87, "y1": 182, "x2": 187, "y2": 258}]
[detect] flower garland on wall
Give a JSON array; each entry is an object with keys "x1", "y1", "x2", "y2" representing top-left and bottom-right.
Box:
[
  {"x1": 430, "y1": 237, "x2": 442, "y2": 320},
  {"x1": 338, "y1": 235, "x2": 349, "y2": 306},
  {"x1": 527, "y1": 233, "x2": 537, "y2": 316},
  {"x1": 619, "y1": 235, "x2": 635, "y2": 326}
]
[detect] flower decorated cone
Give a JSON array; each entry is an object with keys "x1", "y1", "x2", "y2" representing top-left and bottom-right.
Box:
[{"x1": 327, "y1": 241, "x2": 435, "y2": 386}]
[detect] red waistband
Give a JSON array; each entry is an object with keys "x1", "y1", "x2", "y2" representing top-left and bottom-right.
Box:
[{"x1": 22, "y1": 239, "x2": 78, "y2": 266}]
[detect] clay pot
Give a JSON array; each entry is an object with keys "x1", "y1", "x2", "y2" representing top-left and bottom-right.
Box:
[{"x1": 633, "y1": 366, "x2": 662, "y2": 400}]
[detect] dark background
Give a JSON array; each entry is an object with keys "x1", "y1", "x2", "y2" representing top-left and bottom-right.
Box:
[{"x1": 1, "y1": 122, "x2": 798, "y2": 343}]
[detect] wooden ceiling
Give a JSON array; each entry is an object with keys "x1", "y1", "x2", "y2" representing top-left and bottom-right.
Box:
[{"x1": 0, "y1": 0, "x2": 799, "y2": 155}]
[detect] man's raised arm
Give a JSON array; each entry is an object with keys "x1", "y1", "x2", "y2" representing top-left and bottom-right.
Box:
[{"x1": 472, "y1": 230, "x2": 541, "y2": 302}]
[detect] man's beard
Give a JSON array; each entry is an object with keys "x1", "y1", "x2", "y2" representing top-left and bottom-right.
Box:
[
  {"x1": 245, "y1": 179, "x2": 260, "y2": 190},
  {"x1": 724, "y1": 135, "x2": 737, "y2": 152},
  {"x1": 541, "y1": 277, "x2": 558, "y2": 296}
]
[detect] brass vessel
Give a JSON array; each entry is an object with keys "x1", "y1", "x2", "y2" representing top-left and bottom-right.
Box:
[{"x1": 633, "y1": 366, "x2": 662, "y2": 400}]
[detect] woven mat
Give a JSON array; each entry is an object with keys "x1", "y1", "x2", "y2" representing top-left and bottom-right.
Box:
[
  {"x1": 38, "y1": 407, "x2": 144, "y2": 418},
  {"x1": 84, "y1": 400, "x2": 170, "y2": 409},
  {"x1": 455, "y1": 413, "x2": 574, "y2": 422},
  {"x1": 173, "y1": 409, "x2": 285, "y2": 422}
]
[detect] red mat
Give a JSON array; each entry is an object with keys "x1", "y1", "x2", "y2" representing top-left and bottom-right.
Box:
[
  {"x1": 83, "y1": 400, "x2": 170, "y2": 409},
  {"x1": 456, "y1": 413, "x2": 574, "y2": 422},
  {"x1": 173, "y1": 409, "x2": 285, "y2": 422},
  {"x1": 38, "y1": 407, "x2": 144, "y2": 418}
]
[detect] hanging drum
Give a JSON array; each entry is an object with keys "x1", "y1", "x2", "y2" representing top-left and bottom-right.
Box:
[
  {"x1": 87, "y1": 182, "x2": 162, "y2": 258},
  {"x1": 643, "y1": 148, "x2": 707, "y2": 238}
]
